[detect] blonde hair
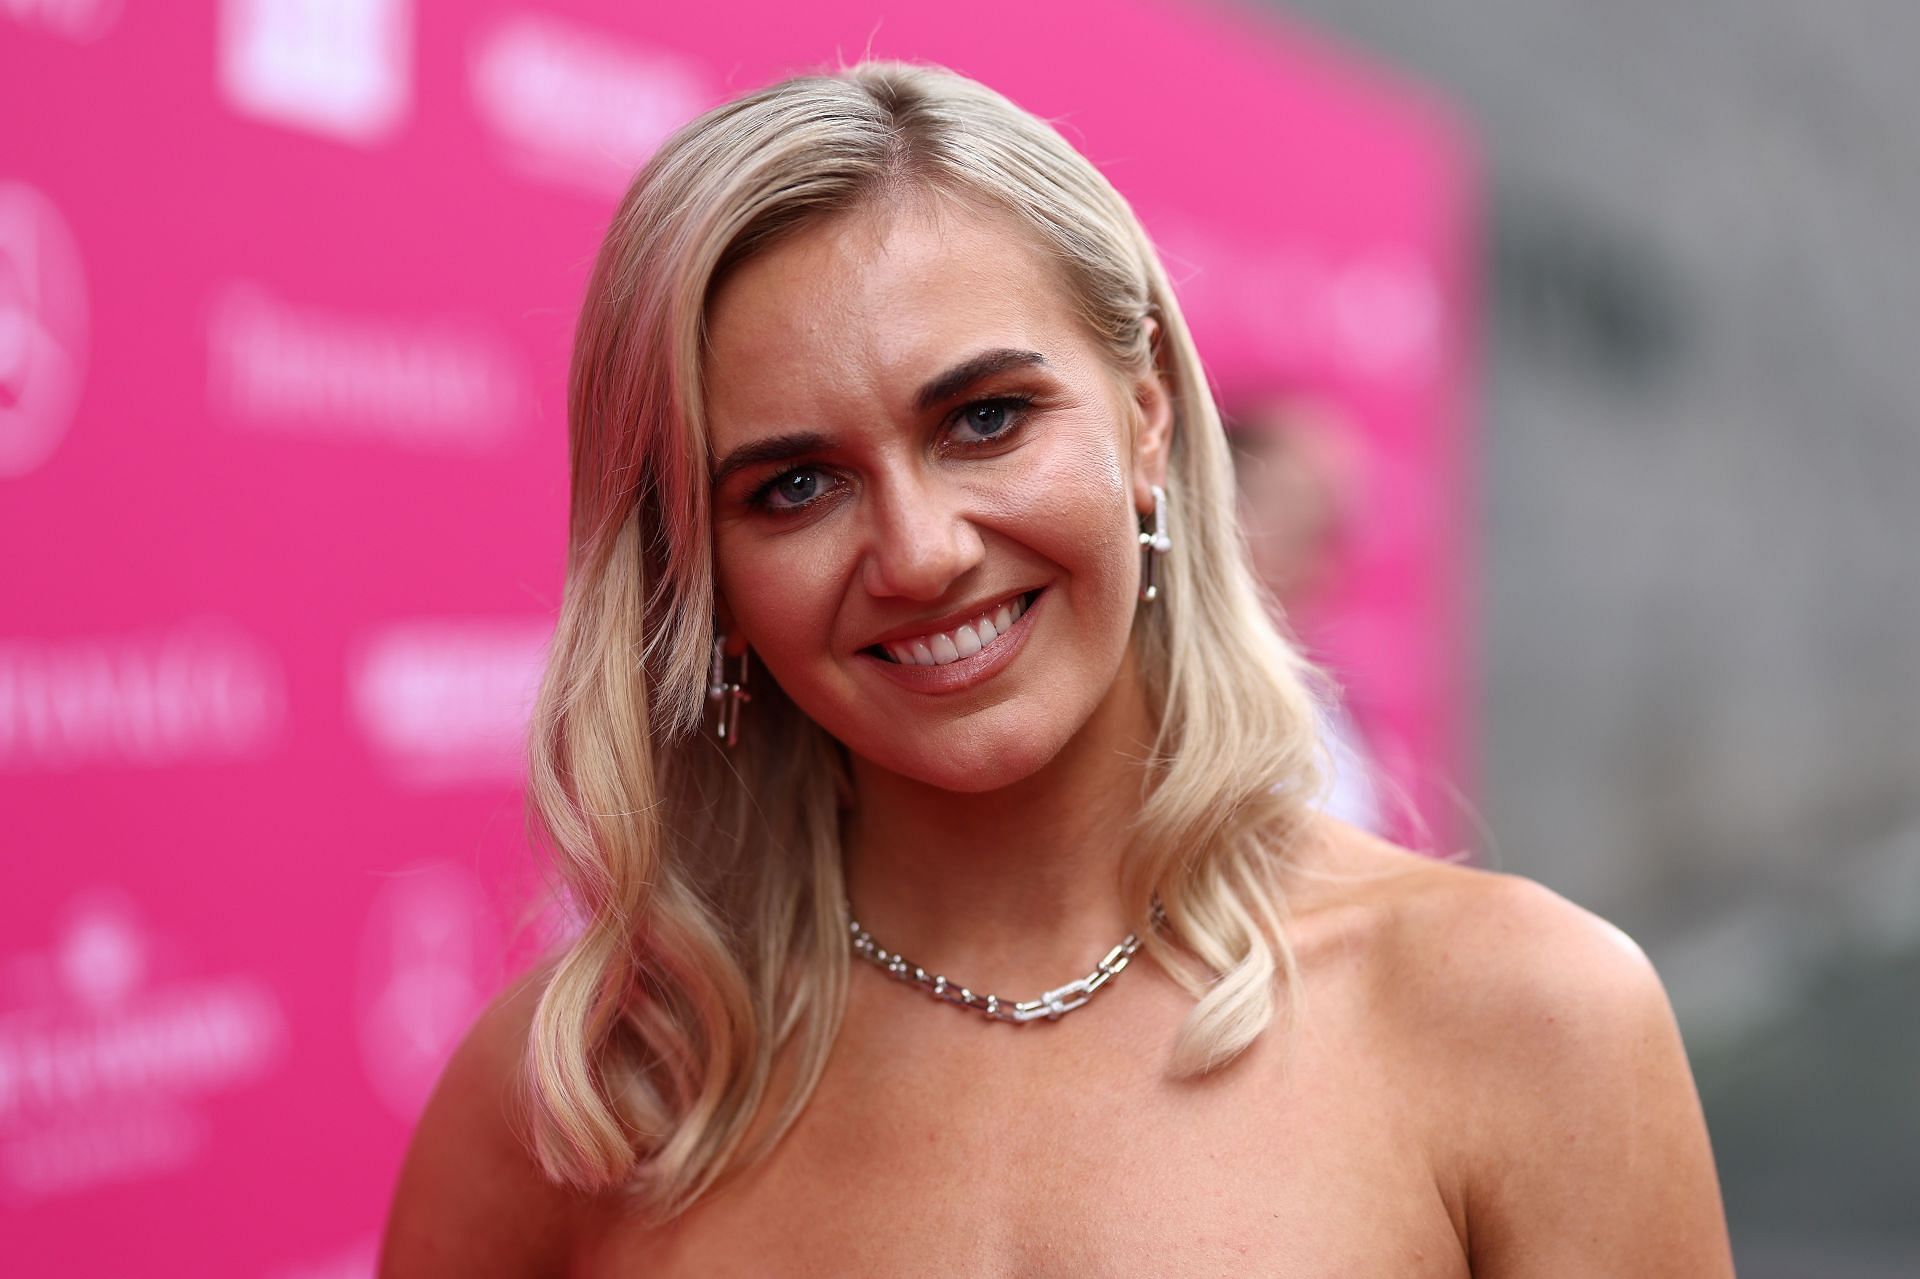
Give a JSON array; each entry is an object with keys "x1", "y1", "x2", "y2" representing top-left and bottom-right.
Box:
[{"x1": 524, "y1": 60, "x2": 1326, "y2": 1220}]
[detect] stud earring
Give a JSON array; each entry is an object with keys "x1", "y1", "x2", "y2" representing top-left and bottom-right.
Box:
[
  {"x1": 1138, "y1": 484, "x2": 1172, "y2": 604},
  {"x1": 706, "y1": 634, "x2": 752, "y2": 747}
]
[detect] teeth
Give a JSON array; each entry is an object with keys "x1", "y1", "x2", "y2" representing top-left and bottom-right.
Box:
[{"x1": 878, "y1": 593, "x2": 1032, "y2": 666}]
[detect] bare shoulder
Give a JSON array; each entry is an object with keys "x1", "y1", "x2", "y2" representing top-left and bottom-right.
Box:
[
  {"x1": 1287, "y1": 822, "x2": 1663, "y2": 1040},
  {"x1": 1296, "y1": 822, "x2": 1734, "y2": 1276},
  {"x1": 1368, "y1": 839, "x2": 1664, "y2": 1039},
  {"x1": 380, "y1": 962, "x2": 591, "y2": 1278}
]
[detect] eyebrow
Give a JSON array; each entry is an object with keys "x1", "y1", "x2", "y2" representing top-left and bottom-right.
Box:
[
  {"x1": 708, "y1": 348, "x2": 1050, "y2": 487},
  {"x1": 913, "y1": 347, "x2": 1049, "y2": 412},
  {"x1": 710, "y1": 431, "x2": 831, "y2": 488}
]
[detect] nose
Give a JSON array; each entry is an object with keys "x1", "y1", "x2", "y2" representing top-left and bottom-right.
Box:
[{"x1": 858, "y1": 467, "x2": 986, "y2": 601}]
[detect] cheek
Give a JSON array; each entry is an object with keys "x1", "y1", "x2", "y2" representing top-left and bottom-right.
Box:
[
  {"x1": 712, "y1": 525, "x2": 842, "y2": 662},
  {"x1": 986, "y1": 423, "x2": 1136, "y2": 597}
]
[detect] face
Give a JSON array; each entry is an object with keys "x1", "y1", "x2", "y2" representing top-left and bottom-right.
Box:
[
  {"x1": 703, "y1": 195, "x2": 1170, "y2": 793},
  {"x1": 1230, "y1": 401, "x2": 1360, "y2": 612}
]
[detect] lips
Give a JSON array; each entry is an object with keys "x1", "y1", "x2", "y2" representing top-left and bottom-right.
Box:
[
  {"x1": 858, "y1": 588, "x2": 1045, "y2": 693},
  {"x1": 860, "y1": 587, "x2": 1035, "y2": 655},
  {"x1": 869, "y1": 592, "x2": 1033, "y2": 666}
]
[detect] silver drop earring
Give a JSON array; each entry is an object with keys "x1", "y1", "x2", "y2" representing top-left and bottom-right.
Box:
[
  {"x1": 707, "y1": 634, "x2": 752, "y2": 748},
  {"x1": 1138, "y1": 483, "x2": 1172, "y2": 603}
]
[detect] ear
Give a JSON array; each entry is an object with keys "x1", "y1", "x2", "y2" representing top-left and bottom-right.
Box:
[{"x1": 1129, "y1": 316, "x2": 1174, "y2": 514}]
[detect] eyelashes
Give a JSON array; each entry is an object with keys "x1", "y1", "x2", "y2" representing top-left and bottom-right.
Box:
[
  {"x1": 947, "y1": 395, "x2": 1031, "y2": 446},
  {"x1": 743, "y1": 394, "x2": 1036, "y2": 515}
]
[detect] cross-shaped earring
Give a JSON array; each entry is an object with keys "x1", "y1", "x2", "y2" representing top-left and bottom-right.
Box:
[
  {"x1": 1138, "y1": 484, "x2": 1172, "y2": 604},
  {"x1": 706, "y1": 635, "x2": 752, "y2": 747}
]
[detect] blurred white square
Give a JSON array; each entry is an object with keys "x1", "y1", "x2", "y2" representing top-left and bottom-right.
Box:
[{"x1": 218, "y1": 0, "x2": 412, "y2": 144}]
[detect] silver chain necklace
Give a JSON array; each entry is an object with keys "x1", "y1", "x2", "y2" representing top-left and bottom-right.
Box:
[{"x1": 846, "y1": 899, "x2": 1164, "y2": 1023}]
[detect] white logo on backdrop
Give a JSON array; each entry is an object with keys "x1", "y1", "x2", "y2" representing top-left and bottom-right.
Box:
[
  {"x1": 268, "y1": 1236, "x2": 377, "y2": 1279},
  {"x1": 347, "y1": 618, "x2": 551, "y2": 787},
  {"x1": 217, "y1": 0, "x2": 412, "y2": 145},
  {"x1": 0, "y1": 182, "x2": 88, "y2": 479},
  {"x1": 469, "y1": 13, "x2": 710, "y2": 195},
  {"x1": 356, "y1": 863, "x2": 494, "y2": 1121},
  {"x1": 206, "y1": 282, "x2": 525, "y2": 450},
  {"x1": 1329, "y1": 249, "x2": 1441, "y2": 379},
  {"x1": 0, "y1": 619, "x2": 287, "y2": 770},
  {"x1": 0, "y1": 892, "x2": 289, "y2": 1200},
  {"x1": 0, "y1": 0, "x2": 122, "y2": 41},
  {"x1": 1156, "y1": 220, "x2": 1442, "y2": 385}
]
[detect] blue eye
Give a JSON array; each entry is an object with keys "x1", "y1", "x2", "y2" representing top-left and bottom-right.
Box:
[
  {"x1": 951, "y1": 396, "x2": 1031, "y2": 443},
  {"x1": 743, "y1": 396, "x2": 1034, "y2": 516},
  {"x1": 751, "y1": 466, "x2": 835, "y2": 511}
]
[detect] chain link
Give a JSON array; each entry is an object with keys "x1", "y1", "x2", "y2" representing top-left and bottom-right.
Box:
[{"x1": 846, "y1": 899, "x2": 1165, "y2": 1023}]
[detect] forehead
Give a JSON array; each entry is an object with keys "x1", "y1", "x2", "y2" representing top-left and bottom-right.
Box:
[{"x1": 702, "y1": 195, "x2": 1091, "y2": 431}]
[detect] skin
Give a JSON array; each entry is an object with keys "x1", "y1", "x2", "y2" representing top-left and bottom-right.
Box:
[
  {"x1": 381, "y1": 197, "x2": 1736, "y2": 1277},
  {"x1": 1229, "y1": 398, "x2": 1364, "y2": 617},
  {"x1": 707, "y1": 193, "x2": 1172, "y2": 977}
]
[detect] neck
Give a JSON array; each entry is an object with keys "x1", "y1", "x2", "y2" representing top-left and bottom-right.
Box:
[{"x1": 841, "y1": 647, "x2": 1158, "y2": 990}]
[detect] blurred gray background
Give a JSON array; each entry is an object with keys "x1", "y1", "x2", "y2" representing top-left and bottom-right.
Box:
[{"x1": 1269, "y1": 1, "x2": 1920, "y2": 1273}]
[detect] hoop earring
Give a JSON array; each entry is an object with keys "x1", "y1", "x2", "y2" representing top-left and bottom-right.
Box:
[
  {"x1": 1138, "y1": 484, "x2": 1172, "y2": 604},
  {"x1": 706, "y1": 634, "x2": 752, "y2": 748}
]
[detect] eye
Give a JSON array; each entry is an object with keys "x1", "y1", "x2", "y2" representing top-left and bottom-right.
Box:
[
  {"x1": 749, "y1": 465, "x2": 839, "y2": 513},
  {"x1": 948, "y1": 395, "x2": 1032, "y2": 445}
]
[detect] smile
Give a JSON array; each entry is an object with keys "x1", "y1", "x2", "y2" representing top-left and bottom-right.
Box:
[
  {"x1": 858, "y1": 588, "x2": 1045, "y2": 695},
  {"x1": 871, "y1": 592, "x2": 1034, "y2": 666}
]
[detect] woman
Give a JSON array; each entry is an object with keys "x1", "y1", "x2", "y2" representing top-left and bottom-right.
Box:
[{"x1": 384, "y1": 63, "x2": 1733, "y2": 1276}]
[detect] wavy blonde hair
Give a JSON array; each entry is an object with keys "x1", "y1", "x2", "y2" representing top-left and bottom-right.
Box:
[{"x1": 524, "y1": 60, "x2": 1326, "y2": 1221}]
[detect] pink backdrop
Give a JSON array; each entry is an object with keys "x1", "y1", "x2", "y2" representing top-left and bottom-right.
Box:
[{"x1": 0, "y1": 2, "x2": 1472, "y2": 1271}]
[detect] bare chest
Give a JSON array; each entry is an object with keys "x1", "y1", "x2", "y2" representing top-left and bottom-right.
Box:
[{"x1": 575, "y1": 971, "x2": 1469, "y2": 1277}]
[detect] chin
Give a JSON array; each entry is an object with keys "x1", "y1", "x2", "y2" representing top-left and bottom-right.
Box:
[{"x1": 857, "y1": 726, "x2": 1064, "y2": 795}]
